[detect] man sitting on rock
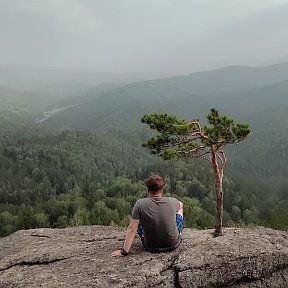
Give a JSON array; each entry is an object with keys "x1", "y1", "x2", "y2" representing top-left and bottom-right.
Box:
[{"x1": 111, "y1": 175, "x2": 183, "y2": 257}]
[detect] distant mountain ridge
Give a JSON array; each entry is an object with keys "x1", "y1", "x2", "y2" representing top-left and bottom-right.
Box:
[
  {"x1": 0, "y1": 65, "x2": 166, "y2": 90},
  {"x1": 160, "y1": 62, "x2": 288, "y2": 94},
  {"x1": 30, "y1": 63, "x2": 288, "y2": 182},
  {"x1": 37, "y1": 63, "x2": 288, "y2": 133},
  {"x1": 2, "y1": 63, "x2": 288, "y2": 181}
]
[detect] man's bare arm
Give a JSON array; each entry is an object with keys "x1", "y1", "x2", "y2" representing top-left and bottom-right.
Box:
[{"x1": 111, "y1": 219, "x2": 140, "y2": 257}]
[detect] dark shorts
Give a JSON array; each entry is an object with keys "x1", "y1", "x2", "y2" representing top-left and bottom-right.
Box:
[{"x1": 137, "y1": 214, "x2": 184, "y2": 238}]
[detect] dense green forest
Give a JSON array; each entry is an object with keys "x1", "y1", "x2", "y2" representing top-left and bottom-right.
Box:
[
  {"x1": 0, "y1": 64, "x2": 288, "y2": 237},
  {"x1": 0, "y1": 127, "x2": 287, "y2": 237}
]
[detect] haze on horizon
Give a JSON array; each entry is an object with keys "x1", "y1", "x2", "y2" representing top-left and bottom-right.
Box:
[{"x1": 1, "y1": 0, "x2": 288, "y2": 75}]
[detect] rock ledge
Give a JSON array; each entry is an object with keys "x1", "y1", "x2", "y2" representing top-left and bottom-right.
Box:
[{"x1": 0, "y1": 226, "x2": 287, "y2": 287}]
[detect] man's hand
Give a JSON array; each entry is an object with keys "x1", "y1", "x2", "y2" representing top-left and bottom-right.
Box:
[
  {"x1": 111, "y1": 219, "x2": 139, "y2": 257},
  {"x1": 111, "y1": 249, "x2": 123, "y2": 257}
]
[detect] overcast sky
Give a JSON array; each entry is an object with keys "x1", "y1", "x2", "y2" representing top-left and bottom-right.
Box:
[{"x1": 0, "y1": 0, "x2": 288, "y2": 74}]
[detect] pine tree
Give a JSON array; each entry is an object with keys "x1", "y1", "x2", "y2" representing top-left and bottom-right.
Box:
[{"x1": 141, "y1": 108, "x2": 250, "y2": 236}]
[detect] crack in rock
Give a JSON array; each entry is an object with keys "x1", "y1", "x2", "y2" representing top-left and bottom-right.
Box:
[
  {"x1": 29, "y1": 234, "x2": 51, "y2": 238},
  {"x1": 0, "y1": 256, "x2": 74, "y2": 272},
  {"x1": 160, "y1": 253, "x2": 182, "y2": 288},
  {"x1": 228, "y1": 266, "x2": 288, "y2": 287},
  {"x1": 280, "y1": 271, "x2": 286, "y2": 283},
  {"x1": 176, "y1": 262, "x2": 288, "y2": 288},
  {"x1": 81, "y1": 236, "x2": 124, "y2": 242}
]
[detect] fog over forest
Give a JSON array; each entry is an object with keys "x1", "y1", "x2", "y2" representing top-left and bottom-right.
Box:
[
  {"x1": 0, "y1": 1, "x2": 288, "y2": 237},
  {"x1": 1, "y1": 0, "x2": 288, "y2": 74}
]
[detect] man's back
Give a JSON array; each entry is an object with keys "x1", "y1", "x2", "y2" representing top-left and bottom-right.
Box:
[{"x1": 132, "y1": 197, "x2": 181, "y2": 251}]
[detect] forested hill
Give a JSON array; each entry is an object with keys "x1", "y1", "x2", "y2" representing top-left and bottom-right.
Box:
[
  {"x1": 159, "y1": 62, "x2": 288, "y2": 94},
  {"x1": 38, "y1": 63, "x2": 288, "y2": 132},
  {"x1": 0, "y1": 63, "x2": 288, "y2": 237},
  {"x1": 36, "y1": 63, "x2": 288, "y2": 182}
]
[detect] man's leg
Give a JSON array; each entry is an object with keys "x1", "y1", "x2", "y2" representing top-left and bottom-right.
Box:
[
  {"x1": 176, "y1": 200, "x2": 184, "y2": 235},
  {"x1": 176, "y1": 214, "x2": 184, "y2": 235},
  {"x1": 137, "y1": 223, "x2": 150, "y2": 250},
  {"x1": 137, "y1": 223, "x2": 145, "y2": 243}
]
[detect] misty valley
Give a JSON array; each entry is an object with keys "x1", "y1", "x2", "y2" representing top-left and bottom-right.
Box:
[{"x1": 0, "y1": 64, "x2": 288, "y2": 237}]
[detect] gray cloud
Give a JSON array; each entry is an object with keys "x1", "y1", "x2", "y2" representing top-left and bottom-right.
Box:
[{"x1": 0, "y1": 0, "x2": 288, "y2": 74}]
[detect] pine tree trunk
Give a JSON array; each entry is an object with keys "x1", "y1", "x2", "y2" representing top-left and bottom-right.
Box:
[{"x1": 211, "y1": 148, "x2": 224, "y2": 237}]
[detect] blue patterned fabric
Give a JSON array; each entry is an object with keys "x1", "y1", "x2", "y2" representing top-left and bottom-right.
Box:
[
  {"x1": 137, "y1": 222, "x2": 145, "y2": 238},
  {"x1": 176, "y1": 214, "x2": 184, "y2": 234},
  {"x1": 137, "y1": 214, "x2": 183, "y2": 238}
]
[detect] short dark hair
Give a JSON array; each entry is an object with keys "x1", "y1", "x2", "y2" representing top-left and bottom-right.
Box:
[{"x1": 145, "y1": 175, "x2": 165, "y2": 192}]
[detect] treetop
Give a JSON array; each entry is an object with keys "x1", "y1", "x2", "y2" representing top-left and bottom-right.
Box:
[{"x1": 141, "y1": 108, "x2": 251, "y2": 160}]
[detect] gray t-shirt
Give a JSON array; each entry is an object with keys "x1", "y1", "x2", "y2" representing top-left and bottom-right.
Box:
[{"x1": 132, "y1": 197, "x2": 181, "y2": 251}]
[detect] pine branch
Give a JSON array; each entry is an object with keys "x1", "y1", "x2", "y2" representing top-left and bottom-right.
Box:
[{"x1": 176, "y1": 145, "x2": 210, "y2": 158}]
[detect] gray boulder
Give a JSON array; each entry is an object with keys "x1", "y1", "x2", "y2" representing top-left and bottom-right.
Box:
[{"x1": 0, "y1": 226, "x2": 287, "y2": 287}]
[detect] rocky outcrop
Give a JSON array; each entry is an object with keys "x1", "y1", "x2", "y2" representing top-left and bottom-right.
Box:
[{"x1": 0, "y1": 226, "x2": 287, "y2": 287}]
